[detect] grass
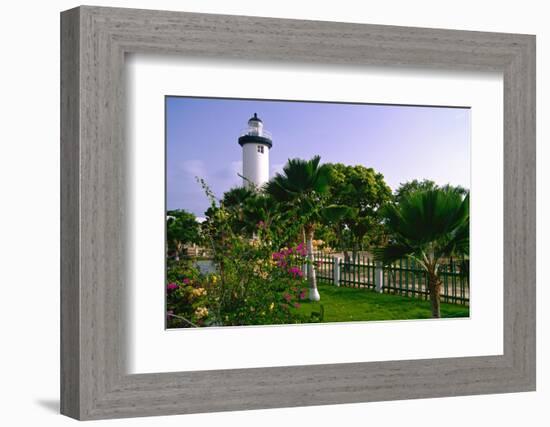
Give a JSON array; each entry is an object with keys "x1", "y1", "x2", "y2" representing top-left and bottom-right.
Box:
[{"x1": 295, "y1": 283, "x2": 469, "y2": 323}]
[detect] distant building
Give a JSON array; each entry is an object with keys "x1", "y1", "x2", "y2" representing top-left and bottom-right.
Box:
[{"x1": 238, "y1": 113, "x2": 272, "y2": 188}]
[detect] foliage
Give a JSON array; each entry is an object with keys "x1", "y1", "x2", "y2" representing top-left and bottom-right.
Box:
[
  {"x1": 165, "y1": 178, "x2": 317, "y2": 327},
  {"x1": 220, "y1": 187, "x2": 285, "y2": 244},
  {"x1": 373, "y1": 187, "x2": 469, "y2": 318},
  {"x1": 166, "y1": 209, "x2": 201, "y2": 260},
  {"x1": 219, "y1": 186, "x2": 255, "y2": 235},
  {"x1": 166, "y1": 259, "x2": 210, "y2": 327},
  {"x1": 324, "y1": 163, "x2": 392, "y2": 254},
  {"x1": 166, "y1": 157, "x2": 471, "y2": 325},
  {"x1": 265, "y1": 156, "x2": 350, "y2": 300},
  {"x1": 394, "y1": 179, "x2": 468, "y2": 204}
]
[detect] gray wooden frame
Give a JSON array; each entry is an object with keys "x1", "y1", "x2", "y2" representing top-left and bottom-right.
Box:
[{"x1": 60, "y1": 5, "x2": 536, "y2": 420}]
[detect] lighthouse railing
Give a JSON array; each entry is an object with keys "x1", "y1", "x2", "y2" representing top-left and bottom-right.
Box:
[{"x1": 240, "y1": 128, "x2": 273, "y2": 139}]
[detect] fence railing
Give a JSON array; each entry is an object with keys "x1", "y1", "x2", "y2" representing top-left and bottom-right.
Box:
[{"x1": 313, "y1": 252, "x2": 469, "y2": 305}]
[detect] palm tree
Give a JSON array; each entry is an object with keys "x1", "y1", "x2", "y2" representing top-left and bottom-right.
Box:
[
  {"x1": 265, "y1": 156, "x2": 347, "y2": 301},
  {"x1": 222, "y1": 186, "x2": 254, "y2": 209},
  {"x1": 242, "y1": 193, "x2": 279, "y2": 235},
  {"x1": 373, "y1": 188, "x2": 469, "y2": 318}
]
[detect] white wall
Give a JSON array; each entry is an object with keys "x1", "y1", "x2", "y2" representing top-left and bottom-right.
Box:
[
  {"x1": 242, "y1": 142, "x2": 270, "y2": 187},
  {"x1": 0, "y1": 1, "x2": 547, "y2": 426}
]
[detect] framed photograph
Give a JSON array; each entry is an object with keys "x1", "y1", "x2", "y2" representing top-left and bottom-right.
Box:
[{"x1": 61, "y1": 6, "x2": 536, "y2": 420}]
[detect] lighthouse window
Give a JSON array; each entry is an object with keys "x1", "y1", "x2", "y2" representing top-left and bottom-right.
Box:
[{"x1": 257, "y1": 145, "x2": 264, "y2": 153}]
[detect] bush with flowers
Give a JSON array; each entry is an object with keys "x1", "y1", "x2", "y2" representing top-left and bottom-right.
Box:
[
  {"x1": 199, "y1": 218, "x2": 312, "y2": 326},
  {"x1": 165, "y1": 258, "x2": 213, "y2": 327},
  {"x1": 165, "y1": 179, "x2": 320, "y2": 328}
]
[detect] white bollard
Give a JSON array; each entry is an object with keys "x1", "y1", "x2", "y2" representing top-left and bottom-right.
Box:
[
  {"x1": 333, "y1": 256, "x2": 341, "y2": 286},
  {"x1": 374, "y1": 261, "x2": 384, "y2": 293},
  {"x1": 302, "y1": 263, "x2": 308, "y2": 280}
]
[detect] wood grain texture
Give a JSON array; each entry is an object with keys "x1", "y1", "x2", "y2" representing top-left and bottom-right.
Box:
[
  {"x1": 60, "y1": 5, "x2": 536, "y2": 420},
  {"x1": 60, "y1": 7, "x2": 80, "y2": 419}
]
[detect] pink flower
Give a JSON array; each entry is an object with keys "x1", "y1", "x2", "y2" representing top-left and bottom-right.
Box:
[
  {"x1": 257, "y1": 220, "x2": 265, "y2": 228},
  {"x1": 283, "y1": 293, "x2": 292, "y2": 302},
  {"x1": 167, "y1": 282, "x2": 178, "y2": 292},
  {"x1": 288, "y1": 266, "x2": 303, "y2": 278},
  {"x1": 280, "y1": 248, "x2": 291, "y2": 257},
  {"x1": 299, "y1": 291, "x2": 306, "y2": 300},
  {"x1": 294, "y1": 303, "x2": 301, "y2": 309},
  {"x1": 182, "y1": 278, "x2": 191, "y2": 285},
  {"x1": 295, "y1": 243, "x2": 307, "y2": 256}
]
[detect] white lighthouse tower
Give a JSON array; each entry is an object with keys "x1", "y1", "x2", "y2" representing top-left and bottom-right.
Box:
[{"x1": 238, "y1": 113, "x2": 272, "y2": 188}]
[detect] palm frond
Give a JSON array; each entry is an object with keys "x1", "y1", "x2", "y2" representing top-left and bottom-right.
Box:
[
  {"x1": 377, "y1": 187, "x2": 470, "y2": 266},
  {"x1": 372, "y1": 243, "x2": 414, "y2": 266},
  {"x1": 436, "y1": 215, "x2": 469, "y2": 258},
  {"x1": 320, "y1": 205, "x2": 356, "y2": 224},
  {"x1": 266, "y1": 156, "x2": 332, "y2": 200},
  {"x1": 382, "y1": 188, "x2": 468, "y2": 245}
]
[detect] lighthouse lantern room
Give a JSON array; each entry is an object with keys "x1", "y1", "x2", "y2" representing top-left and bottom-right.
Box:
[{"x1": 238, "y1": 113, "x2": 272, "y2": 188}]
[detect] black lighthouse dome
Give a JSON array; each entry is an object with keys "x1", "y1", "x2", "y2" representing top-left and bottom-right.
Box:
[
  {"x1": 238, "y1": 113, "x2": 272, "y2": 148},
  {"x1": 248, "y1": 112, "x2": 263, "y2": 123}
]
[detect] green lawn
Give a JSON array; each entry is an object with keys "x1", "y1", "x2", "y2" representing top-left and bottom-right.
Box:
[{"x1": 295, "y1": 283, "x2": 469, "y2": 323}]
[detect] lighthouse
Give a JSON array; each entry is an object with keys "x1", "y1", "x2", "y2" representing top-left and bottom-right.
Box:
[{"x1": 238, "y1": 113, "x2": 272, "y2": 188}]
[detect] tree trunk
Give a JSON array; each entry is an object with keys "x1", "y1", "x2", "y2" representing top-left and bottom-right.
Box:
[
  {"x1": 428, "y1": 273, "x2": 441, "y2": 318},
  {"x1": 305, "y1": 225, "x2": 320, "y2": 301}
]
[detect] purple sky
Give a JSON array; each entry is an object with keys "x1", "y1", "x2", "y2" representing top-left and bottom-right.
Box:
[{"x1": 166, "y1": 96, "x2": 470, "y2": 217}]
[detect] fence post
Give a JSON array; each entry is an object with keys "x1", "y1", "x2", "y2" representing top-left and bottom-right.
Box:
[
  {"x1": 333, "y1": 256, "x2": 341, "y2": 286},
  {"x1": 374, "y1": 261, "x2": 384, "y2": 293}
]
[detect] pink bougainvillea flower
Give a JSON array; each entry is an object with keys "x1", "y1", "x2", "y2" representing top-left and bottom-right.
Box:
[
  {"x1": 288, "y1": 266, "x2": 303, "y2": 278},
  {"x1": 277, "y1": 260, "x2": 287, "y2": 268},
  {"x1": 295, "y1": 243, "x2": 307, "y2": 256},
  {"x1": 272, "y1": 252, "x2": 283, "y2": 260},
  {"x1": 167, "y1": 282, "x2": 178, "y2": 292}
]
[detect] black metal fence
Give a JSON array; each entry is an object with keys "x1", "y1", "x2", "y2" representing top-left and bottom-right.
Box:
[{"x1": 313, "y1": 252, "x2": 469, "y2": 305}]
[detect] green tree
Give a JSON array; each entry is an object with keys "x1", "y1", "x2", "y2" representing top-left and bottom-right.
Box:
[
  {"x1": 394, "y1": 179, "x2": 468, "y2": 204},
  {"x1": 394, "y1": 179, "x2": 437, "y2": 204},
  {"x1": 220, "y1": 186, "x2": 255, "y2": 234},
  {"x1": 222, "y1": 186, "x2": 255, "y2": 209},
  {"x1": 373, "y1": 188, "x2": 469, "y2": 318},
  {"x1": 265, "y1": 156, "x2": 348, "y2": 301},
  {"x1": 221, "y1": 186, "x2": 286, "y2": 243},
  {"x1": 197, "y1": 178, "x2": 309, "y2": 326},
  {"x1": 326, "y1": 163, "x2": 392, "y2": 258},
  {"x1": 242, "y1": 193, "x2": 280, "y2": 236},
  {"x1": 166, "y1": 209, "x2": 201, "y2": 260}
]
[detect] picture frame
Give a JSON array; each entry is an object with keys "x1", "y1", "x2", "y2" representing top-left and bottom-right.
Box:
[{"x1": 60, "y1": 5, "x2": 536, "y2": 420}]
